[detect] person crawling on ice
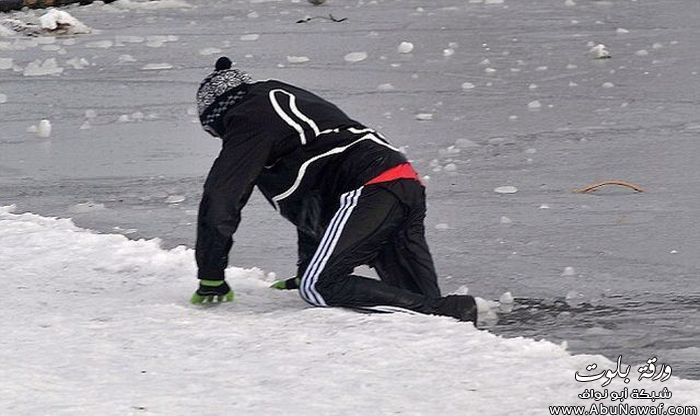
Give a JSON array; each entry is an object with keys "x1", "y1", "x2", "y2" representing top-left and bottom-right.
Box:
[{"x1": 190, "y1": 57, "x2": 477, "y2": 324}]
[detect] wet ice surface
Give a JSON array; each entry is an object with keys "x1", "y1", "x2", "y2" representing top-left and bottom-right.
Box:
[{"x1": 1, "y1": 0, "x2": 699, "y2": 384}]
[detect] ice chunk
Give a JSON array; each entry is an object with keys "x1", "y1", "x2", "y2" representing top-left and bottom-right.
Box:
[
  {"x1": 165, "y1": 195, "x2": 186, "y2": 204},
  {"x1": 474, "y1": 297, "x2": 499, "y2": 326},
  {"x1": 287, "y1": 56, "x2": 310, "y2": 64},
  {"x1": 500, "y1": 216, "x2": 512, "y2": 225},
  {"x1": 461, "y1": 82, "x2": 475, "y2": 90},
  {"x1": 589, "y1": 44, "x2": 610, "y2": 59},
  {"x1": 0, "y1": 58, "x2": 12, "y2": 70},
  {"x1": 37, "y1": 120, "x2": 52, "y2": 138},
  {"x1": 444, "y1": 163, "x2": 457, "y2": 172},
  {"x1": 145, "y1": 35, "x2": 177, "y2": 48},
  {"x1": 602, "y1": 82, "x2": 614, "y2": 88},
  {"x1": 484, "y1": 67, "x2": 496, "y2": 74},
  {"x1": 377, "y1": 83, "x2": 395, "y2": 91},
  {"x1": 240, "y1": 34, "x2": 260, "y2": 41},
  {"x1": 108, "y1": 0, "x2": 192, "y2": 10},
  {"x1": 80, "y1": 121, "x2": 91, "y2": 130},
  {"x1": 539, "y1": 204, "x2": 550, "y2": 209},
  {"x1": 494, "y1": 186, "x2": 518, "y2": 194},
  {"x1": 36, "y1": 36, "x2": 56, "y2": 45},
  {"x1": 415, "y1": 113, "x2": 433, "y2": 121},
  {"x1": 635, "y1": 49, "x2": 649, "y2": 56},
  {"x1": 23, "y1": 58, "x2": 63, "y2": 76},
  {"x1": 118, "y1": 55, "x2": 137, "y2": 63},
  {"x1": 200, "y1": 47, "x2": 223, "y2": 56},
  {"x1": 561, "y1": 266, "x2": 576, "y2": 277},
  {"x1": 616, "y1": 28, "x2": 629, "y2": 34},
  {"x1": 443, "y1": 48, "x2": 455, "y2": 57},
  {"x1": 499, "y1": 291, "x2": 514, "y2": 304},
  {"x1": 142, "y1": 63, "x2": 173, "y2": 70},
  {"x1": 397, "y1": 41, "x2": 414, "y2": 54},
  {"x1": 85, "y1": 40, "x2": 113, "y2": 49},
  {"x1": 564, "y1": 0, "x2": 576, "y2": 6},
  {"x1": 344, "y1": 52, "x2": 368, "y2": 63},
  {"x1": 435, "y1": 223, "x2": 450, "y2": 230},
  {"x1": 527, "y1": 100, "x2": 542, "y2": 110},
  {"x1": 118, "y1": 115, "x2": 131, "y2": 123},
  {"x1": 0, "y1": 93, "x2": 6, "y2": 104},
  {"x1": 66, "y1": 57, "x2": 90, "y2": 70},
  {"x1": 439, "y1": 145, "x2": 460, "y2": 156}
]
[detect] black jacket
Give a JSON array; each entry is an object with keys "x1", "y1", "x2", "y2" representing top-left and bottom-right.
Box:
[{"x1": 195, "y1": 80, "x2": 407, "y2": 279}]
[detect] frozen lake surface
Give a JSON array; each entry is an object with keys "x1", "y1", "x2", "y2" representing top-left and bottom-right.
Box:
[{"x1": 1, "y1": 0, "x2": 699, "y2": 412}]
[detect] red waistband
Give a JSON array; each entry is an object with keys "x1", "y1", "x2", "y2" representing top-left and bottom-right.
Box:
[{"x1": 365, "y1": 163, "x2": 421, "y2": 186}]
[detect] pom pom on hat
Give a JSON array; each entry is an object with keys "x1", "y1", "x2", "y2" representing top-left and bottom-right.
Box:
[
  {"x1": 215, "y1": 56, "x2": 232, "y2": 71},
  {"x1": 197, "y1": 56, "x2": 252, "y2": 137}
]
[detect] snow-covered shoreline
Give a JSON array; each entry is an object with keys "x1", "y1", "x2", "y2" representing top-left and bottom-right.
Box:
[{"x1": 1, "y1": 206, "x2": 698, "y2": 415}]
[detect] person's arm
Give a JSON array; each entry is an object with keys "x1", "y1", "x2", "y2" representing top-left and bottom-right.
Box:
[
  {"x1": 195, "y1": 130, "x2": 273, "y2": 282},
  {"x1": 269, "y1": 209, "x2": 320, "y2": 291},
  {"x1": 296, "y1": 227, "x2": 318, "y2": 279}
]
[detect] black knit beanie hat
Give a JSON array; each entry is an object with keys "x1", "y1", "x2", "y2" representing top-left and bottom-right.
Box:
[{"x1": 197, "y1": 57, "x2": 252, "y2": 137}]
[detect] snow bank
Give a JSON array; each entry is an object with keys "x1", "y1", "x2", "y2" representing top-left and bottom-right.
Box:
[
  {"x1": 1, "y1": 10, "x2": 90, "y2": 36},
  {"x1": 0, "y1": 207, "x2": 698, "y2": 415},
  {"x1": 39, "y1": 9, "x2": 91, "y2": 34}
]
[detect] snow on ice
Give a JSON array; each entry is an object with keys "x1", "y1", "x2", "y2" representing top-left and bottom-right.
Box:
[
  {"x1": 287, "y1": 56, "x2": 310, "y2": 64},
  {"x1": 562, "y1": 266, "x2": 577, "y2": 277},
  {"x1": 344, "y1": 51, "x2": 368, "y2": 63},
  {"x1": 240, "y1": 33, "x2": 260, "y2": 41},
  {"x1": 494, "y1": 186, "x2": 518, "y2": 194},
  {"x1": 142, "y1": 63, "x2": 174, "y2": 71},
  {"x1": 0, "y1": 58, "x2": 13, "y2": 70},
  {"x1": 23, "y1": 58, "x2": 62, "y2": 76},
  {"x1": 0, "y1": 209, "x2": 695, "y2": 414},
  {"x1": 36, "y1": 119, "x2": 52, "y2": 138},
  {"x1": 589, "y1": 44, "x2": 611, "y2": 59},
  {"x1": 397, "y1": 41, "x2": 414, "y2": 54}
]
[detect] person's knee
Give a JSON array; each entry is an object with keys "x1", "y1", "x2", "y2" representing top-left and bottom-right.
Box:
[{"x1": 298, "y1": 275, "x2": 327, "y2": 306}]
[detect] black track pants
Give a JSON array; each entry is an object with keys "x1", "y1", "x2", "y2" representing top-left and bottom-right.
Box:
[{"x1": 298, "y1": 179, "x2": 442, "y2": 313}]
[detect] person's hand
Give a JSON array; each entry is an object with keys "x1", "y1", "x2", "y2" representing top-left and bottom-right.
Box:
[
  {"x1": 270, "y1": 276, "x2": 300, "y2": 290},
  {"x1": 191, "y1": 280, "x2": 234, "y2": 304}
]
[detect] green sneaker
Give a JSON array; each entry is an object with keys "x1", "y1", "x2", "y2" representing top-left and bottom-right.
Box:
[
  {"x1": 270, "y1": 276, "x2": 301, "y2": 290},
  {"x1": 191, "y1": 280, "x2": 234, "y2": 304}
]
